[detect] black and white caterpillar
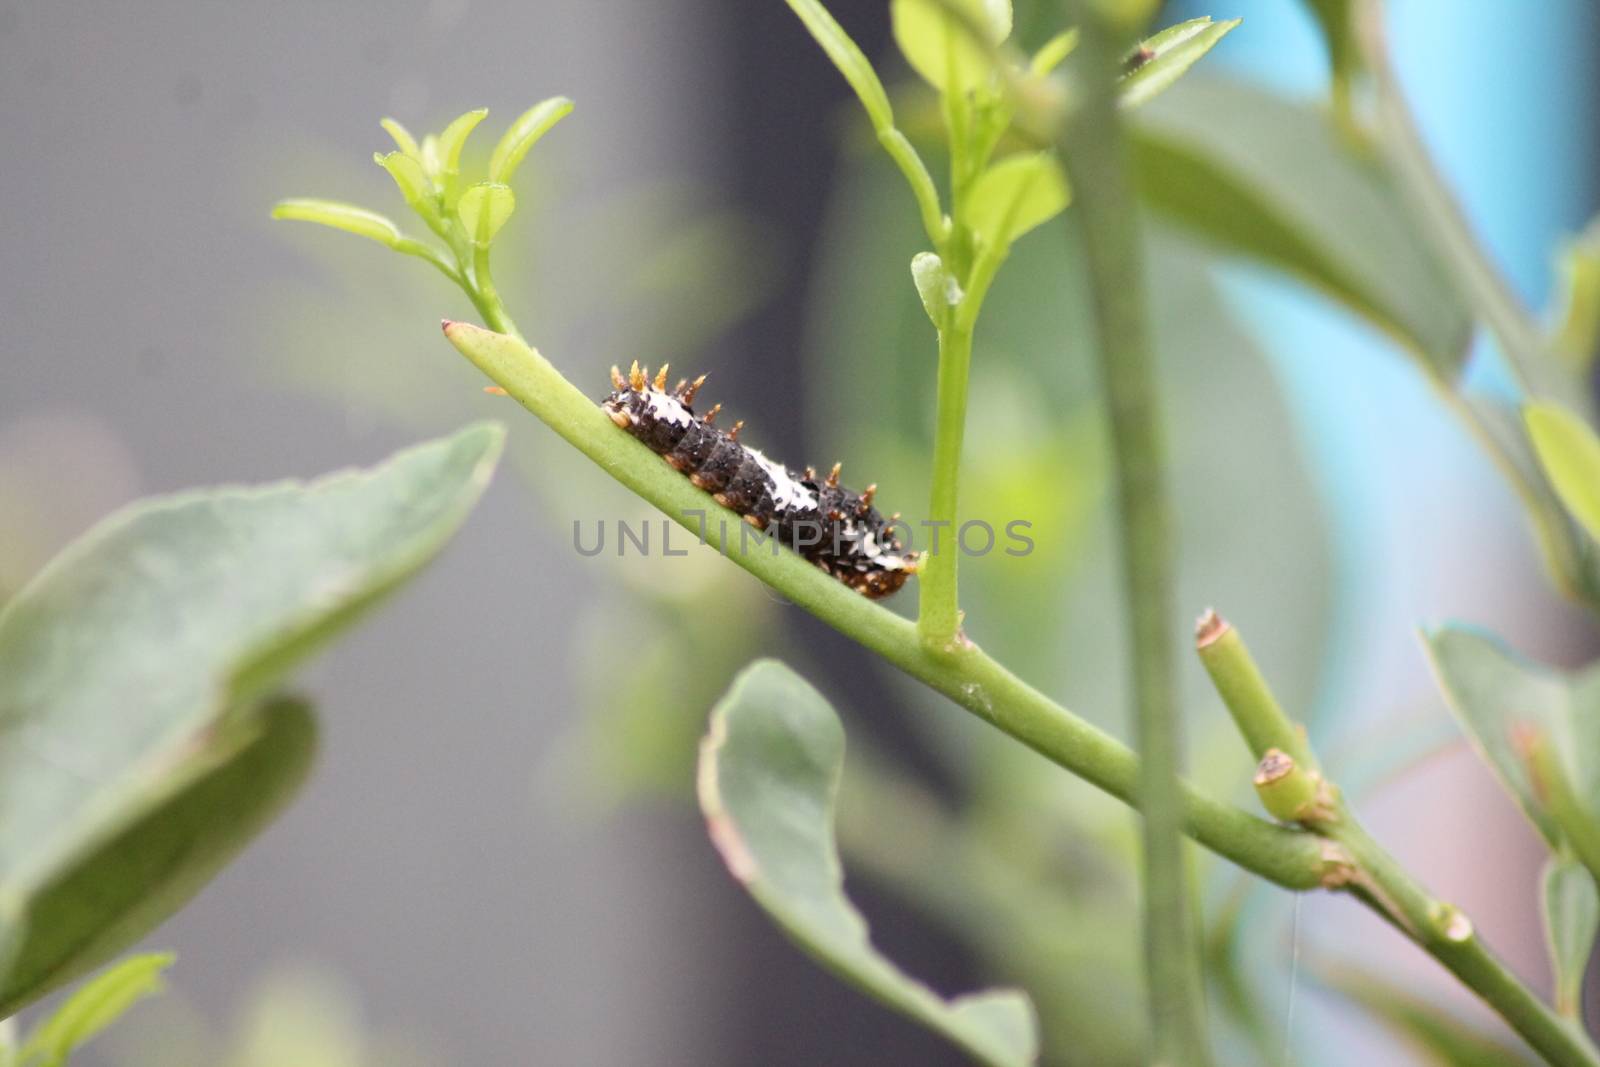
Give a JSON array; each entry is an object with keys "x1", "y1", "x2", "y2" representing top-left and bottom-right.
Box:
[{"x1": 602, "y1": 362, "x2": 918, "y2": 599}]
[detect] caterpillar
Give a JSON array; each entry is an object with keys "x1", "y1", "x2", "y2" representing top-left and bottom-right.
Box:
[{"x1": 602, "y1": 362, "x2": 919, "y2": 599}]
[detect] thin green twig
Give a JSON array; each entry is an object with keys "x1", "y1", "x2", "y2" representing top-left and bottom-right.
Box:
[{"x1": 1201, "y1": 615, "x2": 1600, "y2": 1067}]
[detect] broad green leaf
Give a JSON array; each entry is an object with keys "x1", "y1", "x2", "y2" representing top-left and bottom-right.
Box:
[
  {"x1": 457, "y1": 182, "x2": 516, "y2": 249},
  {"x1": 1422, "y1": 626, "x2": 1569, "y2": 846},
  {"x1": 373, "y1": 151, "x2": 432, "y2": 211},
  {"x1": 783, "y1": 0, "x2": 895, "y2": 133},
  {"x1": 378, "y1": 117, "x2": 421, "y2": 161},
  {"x1": 1, "y1": 697, "x2": 313, "y2": 1020},
  {"x1": 967, "y1": 152, "x2": 1069, "y2": 253},
  {"x1": 1525, "y1": 402, "x2": 1600, "y2": 544},
  {"x1": 1549, "y1": 219, "x2": 1600, "y2": 373},
  {"x1": 21, "y1": 953, "x2": 173, "y2": 1067},
  {"x1": 1540, "y1": 855, "x2": 1598, "y2": 1018},
  {"x1": 0, "y1": 425, "x2": 503, "y2": 1013},
  {"x1": 1321, "y1": 967, "x2": 1540, "y2": 1066},
  {"x1": 270, "y1": 200, "x2": 403, "y2": 249},
  {"x1": 487, "y1": 97, "x2": 573, "y2": 185},
  {"x1": 1119, "y1": 18, "x2": 1241, "y2": 109},
  {"x1": 1131, "y1": 77, "x2": 1472, "y2": 375},
  {"x1": 698, "y1": 661, "x2": 1038, "y2": 1067},
  {"x1": 1029, "y1": 28, "x2": 1078, "y2": 75},
  {"x1": 437, "y1": 108, "x2": 488, "y2": 177},
  {"x1": 1423, "y1": 625, "x2": 1600, "y2": 878},
  {"x1": 891, "y1": 0, "x2": 1012, "y2": 95}
]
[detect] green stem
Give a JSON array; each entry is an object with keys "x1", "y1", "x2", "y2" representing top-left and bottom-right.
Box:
[
  {"x1": 470, "y1": 244, "x2": 520, "y2": 339},
  {"x1": 1061, "y1": 7, "x2": 1210, "y2": 1062},
  {"x1": 1196, "y1": 611, "x2": 1315, "y2": 768},
  {"x1": 1200, "y1": 617, "x2": 1600, "y2": 1067},
  {"x1": 442, "y1": 321, "x2": 1329, "y2": 891},
  {"x1": 1328, "y1": 821, "x2": 1600, "y2": 1067},
  {"x1": 917, "y1": 322, "x2": 973, "y2": 649}
]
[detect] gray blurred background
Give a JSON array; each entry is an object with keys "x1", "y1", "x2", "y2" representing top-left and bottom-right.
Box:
[{"x1": 2, "y1": 1, "x2": 1596, "y2": 1064}]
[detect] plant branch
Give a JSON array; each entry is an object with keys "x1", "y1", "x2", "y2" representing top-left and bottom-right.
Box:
[
  {"x1": 441, "y1": 321, "x2": 1329, "y2": 892},
  {"x1": 1201, "y1": 614, "x2": 1600, "y2": 1067},
  {"x1": 1060, "y1": 6, "x2": 1211, "y2": 1063}
]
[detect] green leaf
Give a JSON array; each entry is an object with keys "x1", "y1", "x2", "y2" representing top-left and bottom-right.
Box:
[
  {"x1": 269, "y1": 199, "x2": 403, "y2": 249},
  {"x1": 1130, "y1": 77, "x2": 1472, "y2": 375},
  {"x1": 20, "y1": 953, "x2": 173, "y2": 1067},
  {"x1": 1540, "y1": 855, "x2": 1598, "y2": 1018},
  {"x1": 1525, "y1": 402, "x2": 1600, "y2": 544},
  {"x1": 1, "y1": 697, "x2": 314, "y2": 1021},
  {"x1": 890, "y1": 0, "x2": 1012, "y2": 95},
  {"x1": 1549, "y1": 219, "x2": 1600, "y2": 373},
  {"x1": 487, "y1": 97, "x2": 573, "y2": 185},
  {"x1": 1321, "y1": 966, "x2": 1541, "y2": 1066},
  {"x1": 1422, "y1": 626, "x2": 1570, "y2": 847},
  {"x1": 373, "y1": 150, "x2": 432, "y2": 211},
  {"x1": 0, "y1": 425, "x2": 504, "y2": 1014},
  {"x1": 438, "y1": 109, "x2": 487, "y2": 172},
  {"x1": 457, "y1": 182, "x2": 516, "y2": 249},
  {"x1": 378, "y1": 117, "x2": 421, "y2": 161},
  {"x1": 1422, "y1": 625, "x2": 1600, "y2": 882},
  {"x1": 1030, "y1": 28, "x2": 1078, "y2": 75},
  {"x1": 698, "y1": 661, "x2": 1038, "y2": 1067},
  {"x1": 1120, "y1": 18, "x2": 1241, "y2": 109},
  {"x1": 783, "y1": 0, "x2": 896, "y2": 133},
  {"x1": 967, "y1": 152, "x2": 1070, "y2": 253}
]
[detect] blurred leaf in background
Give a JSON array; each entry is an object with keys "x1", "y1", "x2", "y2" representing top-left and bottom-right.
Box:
[
  {"x1": 0, "y1": 425, "x2": 502, "y2": 1015},
  {"x1": 105, "y1": 963, "x2": 437, "y2": 1067}
]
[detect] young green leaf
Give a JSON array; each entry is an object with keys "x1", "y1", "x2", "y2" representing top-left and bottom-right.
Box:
[
  {"x1": 373, "y1": 150, "x2": 433, "y2": 211},
  {"x1": 457, "y1": 182, "x2": 516, "y2": 248},
  {"x1": 967, "y1": 152, "x2": 1070, "y2": 253},
  {"x1": 270, "y1": 199, "x2": 403, "y2": 249},
  {"x1": 698, "y1": 660, "x2": 1039, "y2": 1067},
  {"x1": 1131, "y1": 77, "x2": 1472, "y2": 375},
  {"x1": 487, "y1": 97, "x2": 574, "y2": 185},
  {"x1": 438, "y1": 108, "x2": 488, "y2": 172},
  {"x1": 783, "y1": 0, "x2": 896, "y2": 133},
  {"x1": 1120, "y1": 17, "x2": 1240, "y2": 109},
  {"x1": 1540, "y1": 855, "x2": 1598, "y2": 1018},
  {"x1": 0, "y1": 425, "x2": 504, "y2": 1015},
  {"x1": 1526, "y1": 402, "x2": 1600, "y2": 544},
  {"x1": 1030, "y1": 28, "x2": 1079, "y2": 75},
  {"x1": 891, "y1": 0, "x2": 1012, "y2": 95},
  {"x1": 378, "y1": 117, "x2": 421, "y2": 161},
  {"x1": 20, "y1": 954, "x2": 174, "y2": 1067},
  {"x1": 1549, "y1": 219, "x2": 1600, "y2": 373}
]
